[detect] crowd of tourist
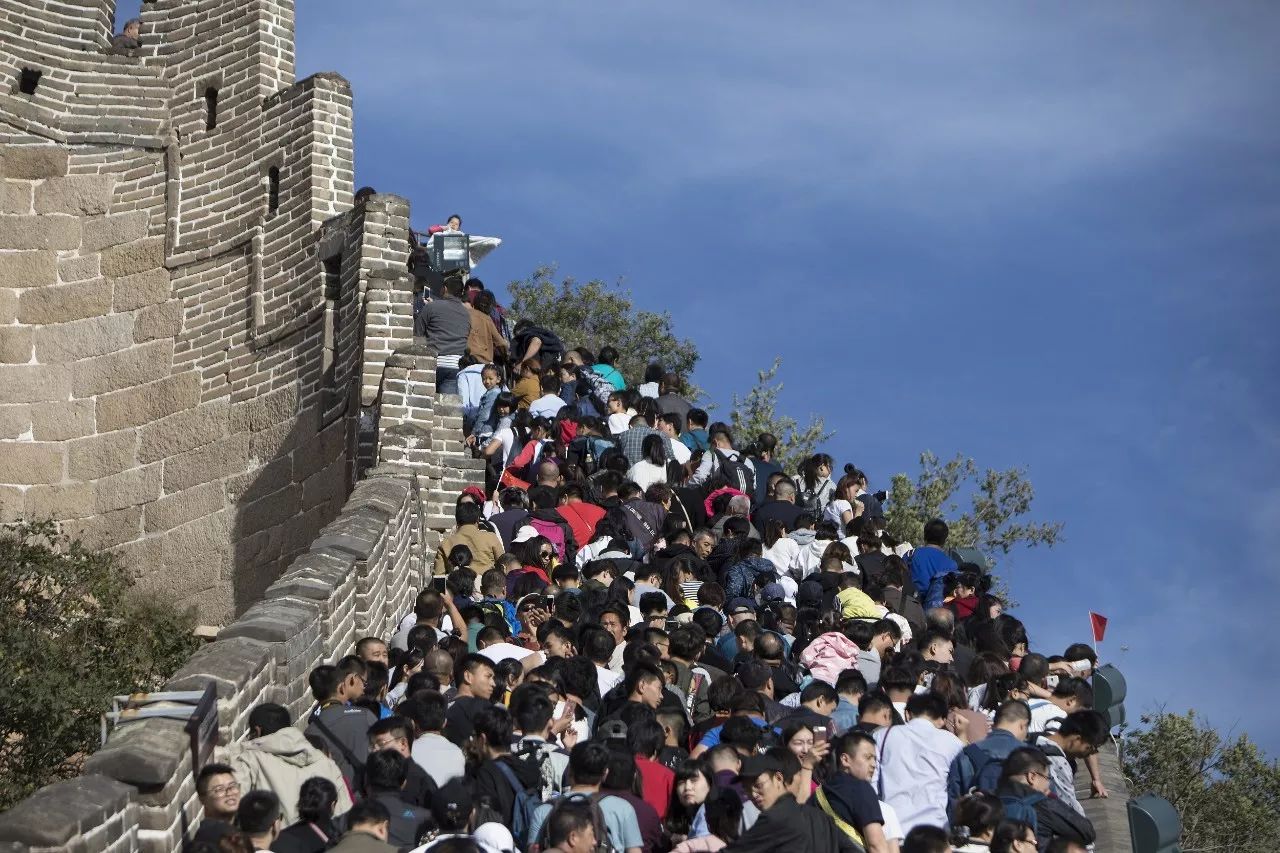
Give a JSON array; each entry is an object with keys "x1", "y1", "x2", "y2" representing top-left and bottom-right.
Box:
[{"x1": 187, "y1": 277, "x2": 1110, "y2": 853}]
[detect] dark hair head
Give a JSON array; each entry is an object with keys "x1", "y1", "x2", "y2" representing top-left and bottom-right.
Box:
[
  {"x1": 510, "y1": 682, "x2": 557, "y2": 735},
  {"x1": 1001, "y1": 746, "x2": 1050, "y2": 782},
  {"x1": 347, "y1": 797, "x2": 392, "y2": 828},
  {"x1": 235, "y1": 789, "x2": 281, "y2": 833},
  {"x1": 627, "y1": 717, "x2": 666, "y2": 758},
  {"x1": 365, "y1": 749, "x2": 408, "y2": 793},
  {"x1": 546, "y1": 797, "x2": 596, "y2": 847},
  {"x1": 569, "y1": 740, "x2": 613, "y2": 785},
  {"x1": 296, "y1": 776, "x2": 338, "y2": 823},
  {"x1": 1058, "y1": 709, "x2": 1111, "y2": 747},
  {"x1": 248, "y1": 702, "x2": 290, "y2": 737},
  {"x1": 922, "y1": 518, "x2": 949, "y2": 545},
  {"x1": 905, "y1": 691, "x2": 948, "y2": 720},
  {"x1": 954, "y1": 791, "x2": 1005, "y2": 838},
  {"x1": 902, "y1": 824, "x2": 950, "y2": 853},
  {"x1": 991, "y1": 820, "x2": 1038, "y2": 853},
  {"x1": 455, "y1": 500, "x2": 482, "y2": 527},
  {"x1": 472, "y1": 704, "x2": 515, "y2": 749}
]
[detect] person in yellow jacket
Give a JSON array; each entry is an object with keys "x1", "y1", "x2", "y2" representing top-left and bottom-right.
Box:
[{"x1": 433, "y1": 501, "x2": 504, "y2": 575}]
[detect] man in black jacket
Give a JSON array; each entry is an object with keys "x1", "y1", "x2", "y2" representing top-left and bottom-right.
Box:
[
  {"x1": 724, "y1": 751, "x2": 861, "y2": 853},
  {"x1": 996, "y1": 747, "x2": 1096, "y2": 850}
]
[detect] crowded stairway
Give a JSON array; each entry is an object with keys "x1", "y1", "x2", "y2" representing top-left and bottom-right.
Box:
[{"x1": 186, "y1": 276, "x2": 1109, "y2": 853}]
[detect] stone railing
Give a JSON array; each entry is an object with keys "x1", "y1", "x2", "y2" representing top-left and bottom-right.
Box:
[{"x1": 0, "y1": 347, "x2": 483, "y2": 853}]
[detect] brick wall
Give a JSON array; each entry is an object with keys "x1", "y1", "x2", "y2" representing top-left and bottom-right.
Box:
[{"x1": 0, "y1": 0, "x2": 381, "y2": 623}]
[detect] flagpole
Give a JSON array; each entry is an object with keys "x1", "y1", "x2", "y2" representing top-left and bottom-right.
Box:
[{"x1": 1090, "y1": 611, "x2": 1097, "y2": 656}]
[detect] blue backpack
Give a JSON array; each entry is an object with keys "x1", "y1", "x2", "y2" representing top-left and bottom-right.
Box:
[
  {"x1": 1000, "y1": 789, "x2": 1043, "y2": 830},
  {"x1": 494, "y1": 758, "x2": 543, "y2": 850}
]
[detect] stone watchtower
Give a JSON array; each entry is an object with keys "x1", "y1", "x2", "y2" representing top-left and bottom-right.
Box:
[{"x1": 0, "y1": 0, "x2": 409, "y2": 621}]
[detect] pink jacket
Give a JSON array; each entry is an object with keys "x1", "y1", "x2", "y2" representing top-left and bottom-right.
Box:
[{"x1": 800, "y1": 631, "x2": 862, "y2": 686}]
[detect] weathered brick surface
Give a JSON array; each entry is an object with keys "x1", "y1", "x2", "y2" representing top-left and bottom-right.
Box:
[
  {"x1": 0, "y1": 250, "x2": 57, "y2": 287},
  {"x1": 34, "y1": 175, "x2": 116, "y2": 215}
]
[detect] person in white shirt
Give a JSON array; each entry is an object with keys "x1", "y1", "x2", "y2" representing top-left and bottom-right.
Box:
[
  {"x1": 872, "y1": 693, "x2": 964, "y2": 834},
  {"x1": 822, "y1": 471, "x2": 865, "y2": 533},
  {"x1": 626, "y1": 434, "x2": 670, "y2": 493},
  {"x1": 584, "y1": 629, "x2": 624, "y2": 696},
  {"x1": 658, "y1": 412, "x2": 692, "y2": 464},
  {"x1": 528, "y1": 371, "x2": 568, "y2": 418},
  {"x1": 1027, "y1": 677, "x2": 1091, "y2": 735},
  {"x1": 402, "y1": 692, "x2": 466, "y2": 788},
  {"x1": 606, "y1": 392, "x2": 637, "y2": 435}
]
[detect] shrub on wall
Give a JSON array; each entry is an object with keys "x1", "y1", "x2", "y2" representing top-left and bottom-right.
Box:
[{"x1": 0, "y1": 522, "x2": 200, "y2": 808}]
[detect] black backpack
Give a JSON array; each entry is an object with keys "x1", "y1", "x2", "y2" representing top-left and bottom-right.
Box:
[{"x1": 710, "y1": 448, "x2": 755, "y2": 496}]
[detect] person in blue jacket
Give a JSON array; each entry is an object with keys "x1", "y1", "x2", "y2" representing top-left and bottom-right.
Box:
[{"x1": 910, "y1": 518, "x2": 958, "y2": 610}]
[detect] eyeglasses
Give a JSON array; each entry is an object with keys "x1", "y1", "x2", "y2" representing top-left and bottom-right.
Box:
[
  {"x1": 539, "y1": 551, "x2": 554, "y2": 560},
  {"x1": 208, "y1": 781, "x2": 240, "y2": 797}
]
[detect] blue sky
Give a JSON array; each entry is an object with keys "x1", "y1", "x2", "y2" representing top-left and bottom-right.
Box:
[{"x1": 283, "y1": 3, "x2": 1280, "y2": 753}]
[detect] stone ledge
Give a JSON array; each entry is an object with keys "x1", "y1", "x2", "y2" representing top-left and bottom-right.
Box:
[
  {"x1": 0, "y1": 774, "x2": 133, "y2": 845},
  {"x1": 83, "y1": 717, "x2": 187, "y2": 790}
]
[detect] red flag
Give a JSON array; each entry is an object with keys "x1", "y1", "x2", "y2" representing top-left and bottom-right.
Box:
[{"x1": 1090, "y1": 612, "x2": 1108, "y2": 643}]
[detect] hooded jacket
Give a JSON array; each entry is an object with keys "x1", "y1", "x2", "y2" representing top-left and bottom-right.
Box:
[
  {"x1": 724, "y1": 556, "x2": 777, "y2": 601},
  {"x1": 799, "y1": 632, "x2": 862, "y2": 687},
  {"x1": 224, "y1": 726, "x2": 353, "y2": 824}
]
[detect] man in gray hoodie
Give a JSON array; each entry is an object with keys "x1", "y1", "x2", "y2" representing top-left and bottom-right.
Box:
[{"x1": 225, "y1": 702, "x2": 353, "y2": 824}]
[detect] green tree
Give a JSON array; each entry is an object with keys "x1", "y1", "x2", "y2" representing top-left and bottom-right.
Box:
[
  {"x1": 1123, "y1": 710, "x2": 1280, "y2": 851},
  {"x1": 884, "y1": 452, "x2": 1063, "y2": 572},
  {"x1": 506, "y1": 266, "x2": 699, "y2": 386},
  {"x1": 728, "y1": 358, "x2": 834, "y2": 472},
  {"x1": 0, "y1": 522, "x2": 200, "y2": 808}
]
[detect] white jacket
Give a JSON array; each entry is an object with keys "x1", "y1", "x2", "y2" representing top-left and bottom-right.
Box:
[{"x1": 223, "y1": 726, "x2": 353, "y2": 824}]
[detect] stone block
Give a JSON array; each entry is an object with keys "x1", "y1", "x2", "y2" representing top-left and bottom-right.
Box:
[
  {"x1": 58, "y1": 253, "x2": 100, "y2": 283},
  {"x1": 1, "y1": 146, "x2": 70, "y2": 180},
  {"x1": 100, "y1": 237, "x2": 164, "y2": 278},
  {"x1": 138, "y1": 400, "x2": 230, "y2": 464},
  {"x1": 134, "y1": 299, "x2": 183, "y2": 342},
  {"x1": 229, "y1": 384, "x2": 299, "y2": 433},
  {"x1": 17, "y1": 277, "x2": 113, "y2": 324},
  {"x1": 0, "y1": 364, "x2": 70, "y2": 404},
  {"x1": 33, "y1": 313, "x2": 135, "y2": 363},
  {"x1": 83, "y1": 716, "x2": 187, "y2": 789},
  {"x1": 25, "y1": 481, "x2": 95, "y2": 518},
  {"x1": 96, "y1": 372, "x2": 201, "y2": 432},
  {"x1": 0, "y1": 442, "x2": 64, "y2": 484},
  {"x1": 0, "y1": 485, "x2": 23, "y2": 523},
  {"x1": 1, "y1": 181, "x2": 32, "y2": 214},
  {"x1": 60, "y1": 505, "x2": 142, "y2": 549},
  {"x1": 163, "y1": 433, "x2": 250, "y2": 493},
  {"x1": 94, "y1": 464, "x2": 162, "y2": 513},
  {"x1": 0, "y1": 288, "x2": 14, "y2": 324},
  {"x1": 0, "y1": 404, "x2": 31, "y2": 439},
  {"x1": 67, "y1": 430, "x2": 137, "y2": 481},
  {"x1": 0, "y1": 327, "x2": 32, "y2": 363},
  {"x1": 82, "y1": 211, "x2": 149, "y2": 252},
  {"x1": 226, "y1": 454, "x2": 292, "y2": 504},
  {"x1": 111, "y1": 267, "x2": 171, "y2": 311},
  {"x1": 165, "y1": 635, "x2": 272, "y2": 699},
  {"x1": 72, "y1": 338, "x2": 173, "y2": 397},
  {"x1": 0, "y1": 215, "x2": 81, "y2": 250},
  {"x1": 30, "y1": 399, "x2": 95, "y2": 441},
  {"x1": 34, "y1": 175, "x2": 116, "y2": 215},
  {"x1": 0, "y1": 774, "x2": 133, "y2": 846},
  {"x1": 144, "y1": 481, "x2": 226, "y2": 533},
  {"x1": 0, "y1": 251, "x2": 56, "y2": 287}
]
